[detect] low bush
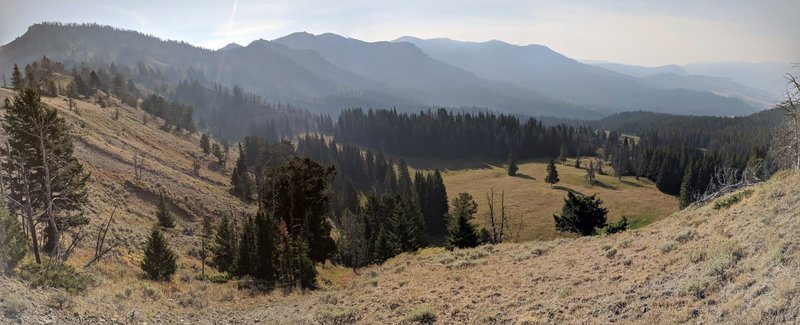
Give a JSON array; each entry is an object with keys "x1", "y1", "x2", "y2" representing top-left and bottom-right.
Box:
[
  {"x1": 17, "y1": 259, "x2": 92, "y2": 293},
  {"x1": 713, "y1": 189, "x2": 753, "y2": 210},
  {"x1": 406, "y1": 305, "x2": 437, "y2": 324}
]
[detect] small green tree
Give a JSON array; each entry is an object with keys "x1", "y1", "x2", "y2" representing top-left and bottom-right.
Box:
[
  {"x1": 558, "y1": 145, "x2": 568, "y2": 165},
  {"x1": 506, "y1": 152, "x2": 518, "y2": 176},
  {"x1": 553, "y1": 192, "x2": 608, "y2": 236},
  {"x1": 604, "y1": 216, "x2": 629, "y2": 234},
  {"x1": 0, "y1": 200, "x2": 27, "y2": 274},
  {"x1": 446, "y1": 193, "x2": 479, "y2": 249},
  {"x1": 141, "y1": 226, "x2": 178, "y2": 281},
  {"x1": 155, "y1": 194, "x2": 176, "y2": 228},
  {"x1": 679, "y1": 165, "x2": 696, "y2": 209},
  {"x1": 545, "y1": 159, "x2": 560, "y2": 187},
  {"x1": 200, "y1": 133, "x2": 211, "y2": 156}
]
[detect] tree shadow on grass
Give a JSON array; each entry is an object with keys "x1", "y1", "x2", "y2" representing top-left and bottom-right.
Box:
[
  {"x1": 589, "y1": 180, "x2": 618, "y2": 190},
  {"x1": 552, "y1": 185, "x2": 584, "y2": 196},
  {"x1": 620, "y1": 179, "x2": 644, "y2": 188},
  {"x1": 514, "y1": 173, "x2": 535, "y2": 180}
]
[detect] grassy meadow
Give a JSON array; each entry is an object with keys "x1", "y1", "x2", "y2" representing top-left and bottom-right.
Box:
[{"x1": 426, "y1": 158, "x2": 678, "y2": 241}]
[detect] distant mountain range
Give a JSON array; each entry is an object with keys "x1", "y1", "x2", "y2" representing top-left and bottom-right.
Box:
[{"x1": 0, "y1": 23, "x2": 786, "y2": 118}]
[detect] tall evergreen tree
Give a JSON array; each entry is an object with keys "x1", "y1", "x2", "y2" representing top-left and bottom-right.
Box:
[
  {"x1": 141, "y1": 226, "x2": 178, "y2": 281},
  {"x1": 231, "y1": 143, "x2": 254, "y2": 201},
  {"x1": 260, "y1": 157, "x2": 336, "y2": 263},
  {"x1": 200, "y1": 133, "x2": 211, "y2": 156},
  {"x1": 236, "y1": 216, "x2": 257, "y2": 276},
  {"x1": 446, "y1": 193, "x2": 479, "y2": 249},
  {"x1": 553, "y1": 193, "x2": 608, "y2": 236},
  {"x1": 212, "y1": 216, "x2": 238, "y2": 274},
  {"x1": 3, "y1": 87, "x2": 89, "y2": 255},
  {"x1": 11, "y1": 64, "x2": 24, "y2": 90},
  {"x1": 254, "y1": 210, "x2": 280, "y2": 281},
  {"x1": 545, "y1": 159, "x2": 560, "y2": 188},
  {"x1": 679, "y1": 164, "x2": 696, "y2": 209}
]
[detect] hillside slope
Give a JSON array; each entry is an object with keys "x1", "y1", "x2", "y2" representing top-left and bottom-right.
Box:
[
  {"x1": 0, "y1": 97, "x2": 796, "y2": 325},
  {"x1": 320, "y1": 171, "x2": 800, "y2": 324}
]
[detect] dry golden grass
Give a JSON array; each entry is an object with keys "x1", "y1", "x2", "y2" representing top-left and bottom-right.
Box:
[
  {"x1": 321, "y1": 171, "x2": 800, "y2": 324},
  {"x1": 437, "y1": 158, "x2": 677, "y2": 241},
  {"x1": 1, "y1": 88, "x2": 797, "y2": 324}
]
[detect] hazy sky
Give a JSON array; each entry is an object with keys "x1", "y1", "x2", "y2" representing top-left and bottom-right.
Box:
[{"x1": 1, "y1": 0, "x2": 797, "y2": 66}]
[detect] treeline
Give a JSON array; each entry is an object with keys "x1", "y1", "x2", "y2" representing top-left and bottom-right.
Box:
[
  {"x1": 602, "y1": 130, "x2": 767, "y2": 208},
  {"x1": 334, "y1": 108, "x2": 603, "y2": 160},
  {"x1": 595, "y1": 110, "x2": 780, "y2": 160},
  {"x1": 140, "y1": 94, "x2": 196, "y2": 132}
]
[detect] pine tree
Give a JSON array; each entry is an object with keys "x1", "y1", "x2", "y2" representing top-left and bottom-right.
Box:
[
  {"x1": 0, "y1": 200, "x2": 27, "y2": 274},
  {"x1": 506, "y1": 152, "x2": 518, "y2": 176},
  {"x1": 11, "y1": 64, "x2": 24, "y2": 90},
  {"x1": 545, "y1": 159, "x2": 560, "y2": 187},
  {"x1": 260, "y1": 157, "x2": 336, "y2": 263},
  {"x1": 558, "y1": 145, "x2": 568, "y2": 165},
  {"x1": 200, "y1": 133, "x2": 211, "y2": 156},
  {"x1": 236, "y1": 216, "x2": 257, "y2": 277},
  {"x1": 372, "y1": 227, "x2": 395, "y2": 264},
  {"x1": 155, "y1": 194, "x2": 176, "y2": 228},
  {"x1": 679, "y1": 164, "x2": 696, "y2": 209},
  {"x1": 396, "y1": 159, "x2": 414, "y2": 201},
  {"x1": 446, "y1": 193, "x2": 479, "y2": 249},
  {"x1": 254, "y1": 210, "x2": 279, "y2": 281},
  {"x1": 553, "y1": 192, "x2": 608, "y2": 236},
  {"x1": 3, "y1": 87, "x2": 89, "y2": 255},
  {"x1": 288, "y1": 238, "x2": 317, "y2": 289},
  {"x1": 231, "y1": 143, "x2": 254, "y2": 201},
  {"x1": 337, "y1": 210, "x2": 370, "y2": 269},
  {"x1": 212, "y1": 216, "x2": 238, "y2": 274},
  {"x1": 141, "y1": 226, "x2": 178, "y2": 281}
]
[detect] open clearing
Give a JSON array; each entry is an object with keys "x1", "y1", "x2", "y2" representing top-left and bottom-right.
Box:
[{"x1": 436, "y1": 159, "x2": 678, "y2": 241}]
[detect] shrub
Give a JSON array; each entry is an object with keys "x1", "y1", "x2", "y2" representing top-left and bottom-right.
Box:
[
  {"x1": 17, "y1": 259, "x2": 92, "y2": 293},
  {"x1": 315, "y1": 306, "x2": 359, "y2": 324},
  {"x1": 406, "y1": 305, "x2": 437, "y2": 324},
  {"x1": 3, "y1": 296, "x2": 27, "y2": 318},
  {"x1": 674, "y1": 229, "x2": 695, "y2": 243},
  {"x1": 685, "y1": 277, "x2": 710, "y2": 299},
  {"x1": 604, "y1": 217, "x2": 629, "y2": 235},
  {"x1": 659, "y1": 241, "x2": 678, "y2": 254},
  {"x1": 689, "y1": 250, "x2": 707, "y2": 264},
  {"x1": 713, "y1": 189, "x2": 753, "y2": 210}
]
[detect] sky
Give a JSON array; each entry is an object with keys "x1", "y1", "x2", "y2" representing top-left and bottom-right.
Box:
[{"x1": 1, "y1": 0, "x2": 798, "y2": 66}]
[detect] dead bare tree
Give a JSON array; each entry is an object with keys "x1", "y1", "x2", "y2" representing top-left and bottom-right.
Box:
[
  {"x1": 485, "y1": 189, "x2": 510, "y2": 244},
  {"x1": 84, "y1": 207, "x2": 118, "y2": 268},
  {"x1": 695, "y1": 162, "x2": 764, "y2": 204},
  {"x1": 769, "y1": 73, "x2": 800, "y2": 170},
  {"x1": 133, "y1": 152, "x2": 144, "y2": 180}
]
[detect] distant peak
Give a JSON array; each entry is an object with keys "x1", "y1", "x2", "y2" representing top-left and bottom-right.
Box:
[{"x1": 219, "y1": 42, "x2": 243, "y2": 51}]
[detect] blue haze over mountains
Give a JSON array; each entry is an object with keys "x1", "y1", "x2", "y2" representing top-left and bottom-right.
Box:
[{"x1": 0, "y1": 23, "x2": 785, "y2": 118}]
